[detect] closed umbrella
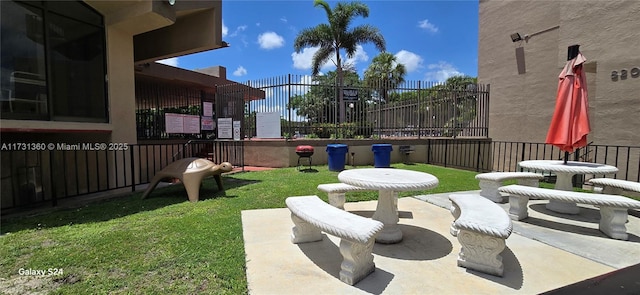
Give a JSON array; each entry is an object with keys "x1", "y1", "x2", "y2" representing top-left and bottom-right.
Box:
[{"x1": 545, "y1": 45, "x2": 590, "y2": 163}]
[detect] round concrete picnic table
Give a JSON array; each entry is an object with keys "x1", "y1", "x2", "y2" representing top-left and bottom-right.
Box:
[
  {"x1": 518, "y1": 160, "x2": 618, "y2": 214},
  {"x1": 338, "y1": 168, "x2": 439, "y2": 244}
]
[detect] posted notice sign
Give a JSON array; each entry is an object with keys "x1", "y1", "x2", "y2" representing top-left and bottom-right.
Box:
[
  {"x1": 217, "y1": 118, "x2": 233, "y2": 139},
  {"x1": 256, "y1": 112, "x2": 281, "y2": 138},
  {"x1": 201, "y1": 117, "x2": 215, "y2": 131},
  {"x1": 165, "y1": 113, "x2": 201, "y2": 134}
]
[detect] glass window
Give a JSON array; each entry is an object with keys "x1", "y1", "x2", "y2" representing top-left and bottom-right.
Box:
[
  {"x1": 0, "y1": 1, "x2": 48, "y2": 119},
  {"x1": 48, "y1": 11, "x2": 107, "y2": 121},
  {"x1": 0, "y1": 0, "x2": 107, "y2": 122}
]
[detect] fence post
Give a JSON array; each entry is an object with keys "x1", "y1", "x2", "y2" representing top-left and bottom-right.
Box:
[
  {"x1": 417, "y1": 81, "x2": 421, "y2": 139},
  {"x1": 50, "y1": 150, "x2": 58, "y2": 207},
  {"x1": 426, "y1": 138, "x2": 431, "y2": 164},
  {"x1": 288, "y1": 74, "x2": 292, "y2": 136},
  {"x1": 476, "y1": 140, "x2": 482, "y2": 172},
  {"x1": 130, "y1": 147, "x2": 136, "y2": 192},
  {"x1": 444, "y1": 139, "x2": 449, "y2": 167}
]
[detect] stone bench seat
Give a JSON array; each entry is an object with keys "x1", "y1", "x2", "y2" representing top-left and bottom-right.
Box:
[
  {"x1": 475, "y1": 172, "x2": 544, "y2": 203},
  {"x1": 498, "y1": 185, "x2": 640, "y2": 240},
  {"x1": 285, "y1": 195, "x2": 383, "y2": 285},
  {"x1": 588, "y1": 178, "x2": 640, "y2": 195},
  {"x1": 449, "y1": 194, "x2": 513, "y2": 276},
  {"x1": 317, "y1": 183, "x2": 372, "y2": 209}
]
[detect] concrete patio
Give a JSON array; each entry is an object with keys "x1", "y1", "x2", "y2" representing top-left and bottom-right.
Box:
[{"x1": 242, "y1": 190, "x2": 640, "y2": 294}]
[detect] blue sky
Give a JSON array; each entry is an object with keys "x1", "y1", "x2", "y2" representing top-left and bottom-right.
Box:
[{"x1": 159, "y1": 0, "x2": 478, "y2": 83}]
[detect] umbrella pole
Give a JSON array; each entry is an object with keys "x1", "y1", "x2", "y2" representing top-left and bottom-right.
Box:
[{"x1": 564, "y1": 45, "x2": 579, "y2": 165}]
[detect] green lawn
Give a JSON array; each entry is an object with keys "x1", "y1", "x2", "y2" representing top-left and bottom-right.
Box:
[{"x1": 0, "y1": 163, "x2": 602, "y2": 294}]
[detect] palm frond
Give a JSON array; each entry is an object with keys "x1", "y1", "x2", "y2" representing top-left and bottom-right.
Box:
[
  {"x1": 313, "y1": 0, "x2": 333, "y2": 19},
  {"x1": 333, "y1": 2, "x2": 370, "y2": 32},
  {"x1": 348, "y1": 25, "x2": 386, "y2": 52},
  {"x1": 294, "y1": 24, "x2": 334, "y2": 52},
  {"x1": 312, "y1": 45, "x2": 334, "y2": 76}
]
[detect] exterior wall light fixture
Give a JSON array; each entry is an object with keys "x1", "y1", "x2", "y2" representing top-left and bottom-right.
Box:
[{"x1": 510, "y1": 33, "x2": 523, "y2": 42}]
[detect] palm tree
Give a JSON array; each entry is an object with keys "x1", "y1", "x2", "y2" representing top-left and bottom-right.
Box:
[
  {"x1": 364, "y1": 52, "x2": 406, "y2": 102},
  {"x1": 294, "y1": 0, "x2": 386, "y2": 123}
]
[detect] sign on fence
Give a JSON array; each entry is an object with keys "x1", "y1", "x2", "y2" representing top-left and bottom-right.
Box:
[
  {"x1": 201, "y1": 117, "x2": 215, "y2": 131},
  {"x1": 165, "y1": 113, "x2": 201, "y2": 134},
  {"x1": 218, "y1": 118, "x2": 233, "y2": 138},
  {"x1": 256, "y1": 112, "x2": 281, "y2": 138},
  {"x1": 343, "y1": 88, "x2": 358, "y2": 101}
]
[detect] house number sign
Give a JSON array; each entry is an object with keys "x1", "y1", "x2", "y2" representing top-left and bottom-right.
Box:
[{"x1": 611, "y1": 66, "x2": 639, "y2": 81}]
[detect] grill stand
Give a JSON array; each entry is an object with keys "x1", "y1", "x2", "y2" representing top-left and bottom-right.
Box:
[{"x1": 297, "y1": 154, "x2": 312, "y2": 171}]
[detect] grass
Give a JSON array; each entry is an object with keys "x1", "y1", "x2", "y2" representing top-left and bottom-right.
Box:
[
  {"x1": 0, "y1": 163, "x2": 480, "y2": 294},
  {"x1": 2, "y1": 163, "x2": 632, "y2": 294}
]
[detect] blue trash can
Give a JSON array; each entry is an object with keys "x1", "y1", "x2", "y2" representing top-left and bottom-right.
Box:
[
  {"x1": 326, "y1": 144, "x2": 348, "y2": 171},
  {"x1": 372, "y1": 144, "x2": 393, "y2": 168}
]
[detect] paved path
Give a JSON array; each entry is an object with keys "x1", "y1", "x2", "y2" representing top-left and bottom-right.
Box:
[{"x1": 242, "y1": 191, "x2": 640, "y2": 294}]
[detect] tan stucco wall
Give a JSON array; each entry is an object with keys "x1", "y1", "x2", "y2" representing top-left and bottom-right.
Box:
[
  {"x1": 479, "y1": 0, "x2": 640, "y2": 146},
  {"x1": 244, "y1": 139, "x2": 436, "y2": 168},
  {"x1": 106, "y1": 26, "x2": 137, "y2": 144}
]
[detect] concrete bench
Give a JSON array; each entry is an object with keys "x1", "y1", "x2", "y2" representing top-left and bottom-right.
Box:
[
  {"x1": 588, "y1": 178, "x2": 640, "y2": 195},
  {"x1": 317, "y1": 183, "x2": 372, "y2": 209},
  {"x1": 498, "y1": 185, "x2": 640, "y2": 240},
  {"x1": 285, "y1": 195, "x2": 384, "y2": 285},
  {"x1": 449, "y1": 194, "x2": 513, "y2": 277},
  {"x1": 475, "y1": 172, "x2": 544, "y2": 203}
]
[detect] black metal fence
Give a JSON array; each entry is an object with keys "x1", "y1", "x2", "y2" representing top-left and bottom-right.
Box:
[
  {"x1": 135, "y1": 78, "x2": 217, "y2": 140},
  {"x1": 2, "y1": 139, "x2": 637, "y2": 212},
  {"x1": 244, "y1": 74, "x2": 489, "y2": 139},
  {"x1": 1, "y1": 140, "x2": 243, "y2": 212},
  {"x1": 429, "y1": 139, "x2": 640, "y2": 182}
]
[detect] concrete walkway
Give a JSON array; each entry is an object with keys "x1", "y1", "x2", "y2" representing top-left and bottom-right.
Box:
[{"x1": 241, "y1": 191, "x2": 640, "y2": 294}]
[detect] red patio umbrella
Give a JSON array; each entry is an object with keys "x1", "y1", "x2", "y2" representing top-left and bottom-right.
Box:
[{"x1": 545, "y1": 45, "x2": 590, "y2": 163}]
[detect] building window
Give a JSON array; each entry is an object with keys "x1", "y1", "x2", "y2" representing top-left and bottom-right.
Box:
[{"x1": 0, "y1": 1, "x2": 107, "y2": 122}]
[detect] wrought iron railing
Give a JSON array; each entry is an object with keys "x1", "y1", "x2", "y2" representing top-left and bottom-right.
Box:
[
  {"x1": 429, "y1": 140, "x2": 639, "y2": 183},
  {"x1": 2, "y1": 139, "x2": 637, "y2": 212},
  {"x1": 1, "y1": 140, "x2": 243, "y2": 212},
  {"x1": 244, "y1": 74, "x2": 489, "y2": 139}
]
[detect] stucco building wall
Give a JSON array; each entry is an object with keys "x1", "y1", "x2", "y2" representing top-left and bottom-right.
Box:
[{"x1": 479, "y1": 0, "x2": 640, "y2": 146}]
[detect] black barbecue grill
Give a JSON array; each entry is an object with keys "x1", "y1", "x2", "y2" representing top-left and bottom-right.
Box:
[{"x1": 296, "y1": 145, "x2": 314, "y2": 170}]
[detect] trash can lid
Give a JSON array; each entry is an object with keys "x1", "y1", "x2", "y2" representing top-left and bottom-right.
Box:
[
  {"x1": 371, "y1": 143, "x2": 393, "y2": 151},
  {"x1": 326, "y1": 143, "x2": 348, "y2": 151}
]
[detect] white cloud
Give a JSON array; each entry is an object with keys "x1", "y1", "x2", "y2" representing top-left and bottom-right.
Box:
[
  {"x1": 156, "y1": 57, "x2": 179, "y2": 67},
  {"x1": 229, "y1": 25, "x2": 247, "y2": 37},
  {"x1": 292, "y1": 47, "x2": 321, "y2": 70},
  {"x1": 258, "y1": 32, "x2": 285, "y2": 49},
  {"x1": 418, "y1": 19, "x2": 438, "y2": 33},
  {"x1": 233, "y1": 66, "x2": 247, "y2": 77},
  {"x1": 424, "y1": 61, "x2": 464, "y2": 82},
  {"x1": 222, "y1": 20, "x2": 228, "y2": 37},
  {"x1": 256, "y1": 22, "x2": 261, "y2": 27},
  {"x1": 280, "y1": 17, "x2": 288, "y2": 23},
  {"x1": 345, "y1": 45, "x2": 369, "y2": 66},
  {"x1": 394, "y1": 50, "x2": 423, "y2": 73},
  {"x1": 291, "y1": 45, "x2": 368, "y2": 71}
]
